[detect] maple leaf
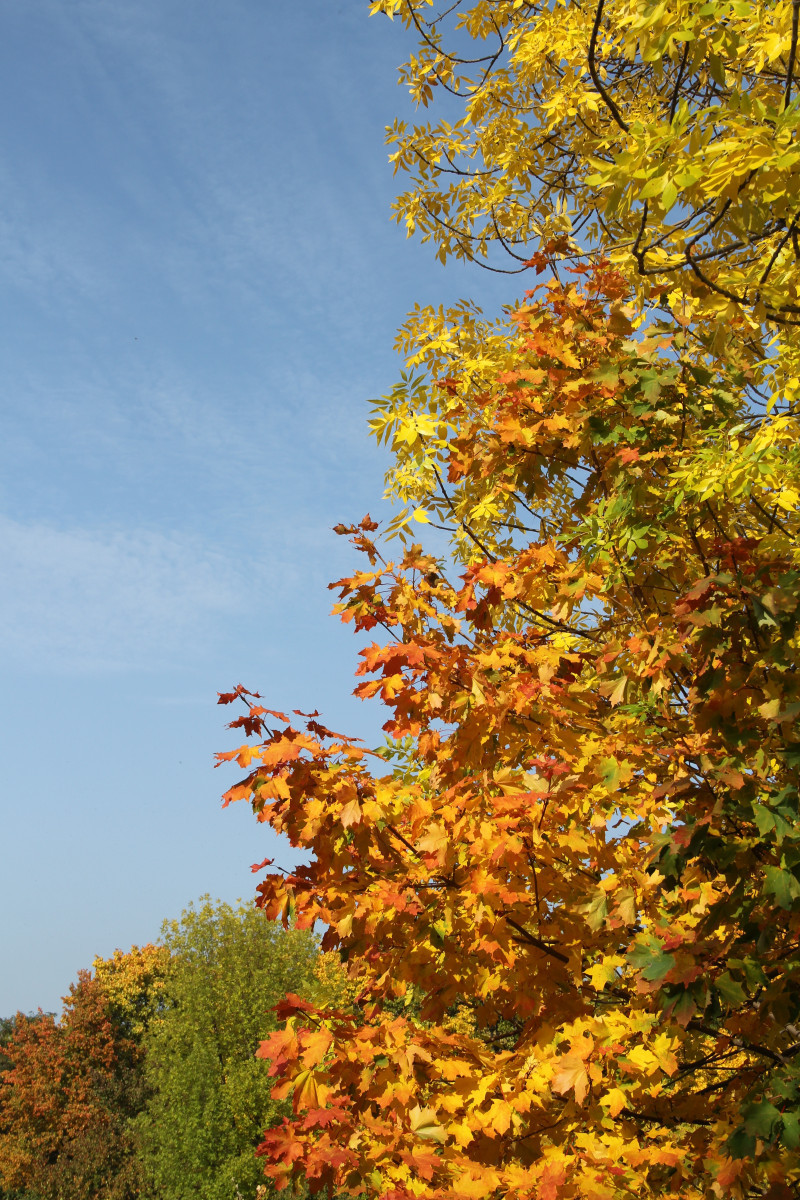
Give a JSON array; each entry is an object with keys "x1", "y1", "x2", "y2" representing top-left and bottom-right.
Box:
[
  {"x1": 250, "y1": 857, "x2": 273, "y2": 873},
  {"x1": 300, "y1": 1026, "x2": 333, "y2": 1069},
  {"x1": 272, "y1": 993, "x2": 316, "y2": 1021},
  {"x1": 551, "y1": 1055, "x2": 590, "y2": 1105},
  {"x1": 600, "y1": 1088, "x2": 628, "y2": 1118},
  {"x1": 291, "y1": 1069, "x2": 330, "y2": 1113},
  {"x1": 416, "y1": 823, "x2": 448, "y2": 856},
  {"x1": 339, "y1": 797, "x2": 362, "y2": 828},
  {"x1": 409, "y1": 1105, "x2": 447, "y2": 1144}
]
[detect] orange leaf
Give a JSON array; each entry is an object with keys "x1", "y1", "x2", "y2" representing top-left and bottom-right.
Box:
[
  {"x1": 551, "y1": 1055, "x2": 589, "y2": 1105},
  {"x1": 340, "y1": 798, "x2": 362, "y2": 828},
  {"x1": 301, "y1": 1027, "x2": 333, "y2": 1069}
]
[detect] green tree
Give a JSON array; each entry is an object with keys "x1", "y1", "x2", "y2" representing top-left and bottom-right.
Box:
[{"x1": 135, "y1": 897, "x2": 319, "y2": 1200}]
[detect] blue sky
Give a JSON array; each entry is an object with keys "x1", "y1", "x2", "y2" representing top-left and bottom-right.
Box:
[{"x1": 0, "y1": 0, "x2": 512, "y2": 1016}]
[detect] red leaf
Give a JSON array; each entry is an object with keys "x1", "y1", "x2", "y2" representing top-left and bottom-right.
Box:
[
  {"x1": 273, "y1": 993, "x2": 317, "y2": 1021},
  {"x1": 250, "y1": 858, "x2": 273, "y2": 874}
]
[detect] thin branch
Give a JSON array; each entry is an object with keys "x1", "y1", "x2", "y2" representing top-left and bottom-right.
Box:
[
  {"x1": 505, "y1": 916, "x2": 569, "y2": 963},
  {"x1": 588, "y1": 0, "x2": 629, "y2": 133},
  {"x1": 669, "y1": 41, "x2": 690, "y2": 121},
  {"x1": 786, "y1": 0, "x2": 800, "y2": 107}
]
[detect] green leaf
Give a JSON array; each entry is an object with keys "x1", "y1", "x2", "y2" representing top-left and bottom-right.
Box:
[
  {"x1": 771, "y1": 811, "x2": 795, "y2": 844},
  {"x1": 599, "y1": 756, "x2": 621, "y2": 788},
  {"x1": 670, "y1": 988, "x2": 699, "y2": 1025},
  {"x1": 728, "y1": 956, "x2": 768, "y2": 990},
  {"x1": 628, "y1": 937, "x2": 675, "y2": 981},
  {"x1": 715, "y1": 972, "x2": 746, "y2": 1006},
  {"x1": 781, "y1": 1111, "x2": 800, "y2": 1149},
  {"x1": 743, "y1": 1100, "x2": 782, "y2": 1140},
  {"x1": 640, "y1": 949, "x2": 676, "y2": 981},
  {"x1": 727, "y1": 1127, "x2": 756, "y2": 1158},
  {"x1": 752, "y1": 804, "x2": 776, "y2": 836},
  {"x1": 581, "y1": 890, "x2": 609, "y2": 932},
  {"x1": 763, "y1": 866, "x2": 800, "y2": 909}
]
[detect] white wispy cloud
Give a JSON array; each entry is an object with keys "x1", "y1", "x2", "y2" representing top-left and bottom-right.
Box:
[{"x1": 0, "y1": 515, "x2": 252, "y2": 671}]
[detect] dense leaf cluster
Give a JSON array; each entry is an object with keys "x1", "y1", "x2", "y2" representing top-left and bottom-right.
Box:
[
  {"x1": 376, "y1": 0, "x2": 800, "y2": 327},
  {"x1": 218, "y1": 3, "x2": 800, "y2": 1199},
  {"x1": 0, "y1": 903, "x2": 325, "y2": 1200}
]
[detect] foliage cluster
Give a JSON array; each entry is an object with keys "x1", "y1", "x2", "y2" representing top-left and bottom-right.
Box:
[
  {"x1": 217, "y1": 3, "x2": 800, "y2": 1199},
  {"x1": 0, "y1": 901, "x2": 325, "y2": 1200},
  {"x1": 376, "y1": 0, "x2": 800, "y2": 329},
  {"x1": 0, "y1": 964, "x2": 149, "y2": 1200},
  {"x1": 135, "y1": 898, "x2": 319, "y2": 1200}
]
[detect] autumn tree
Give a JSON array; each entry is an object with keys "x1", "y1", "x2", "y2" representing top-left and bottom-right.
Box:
[
  {"x1": 0, "y1": 945, "x2": 167, "y2": 1200},
  {"x1": 0, "y1": 1014, "x2": 43, "y2": 1200},
  {"x1": 375, "y1": 0, "x2": 800, "y2": 332},
  {"x1": 217, "y1": 4, "x2": 800, "y2": 1200},
  {"x1": 134, "y1": 898, "x2": 321, "y2": 1200}
]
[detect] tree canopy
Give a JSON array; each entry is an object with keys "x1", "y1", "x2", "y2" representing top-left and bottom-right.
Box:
[
  {"x1": 376, "y1": 0, "x2": 800, "y2": 332},
  {"x1": 0, "y1": 946, "x2": 166, "y2": 1200},
  {"x1": 218, "y1": 4, "x2": 800, "y2": 1199},
  {"x1": 134, "y1": 897, "x2": 321, "y2": 1200}
]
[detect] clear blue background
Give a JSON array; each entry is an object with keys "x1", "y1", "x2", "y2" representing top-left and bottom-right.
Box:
[{"x1": 0, "y1": 0, "x2": 511, "y2": 1016}]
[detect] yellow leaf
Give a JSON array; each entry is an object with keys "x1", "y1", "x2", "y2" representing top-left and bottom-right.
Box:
[
  {"x1": 600, "y1": 1088, "x2": 628, "y2": 1118},
  {"x1": 551, "y1": 1055, "x2": 589, "y2": 1104},
  {"x1": 417, "y1": 823, "x2": 448, "y2": 855},
  {"x1": 340, "y1": 798, "x2": 362, "y2": 828},
  {"x1": 410, "y1": 1104, "x2": 446, "y2": 1143},
  {"x1": 485, "y1": 1099, "x2": 513, "y2": 1135},
  {"x1": 586, "y1": 955, "x2": 625, "y2": 991}
]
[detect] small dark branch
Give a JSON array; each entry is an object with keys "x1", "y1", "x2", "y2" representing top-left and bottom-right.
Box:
[
  {"x1": 786, "y1": 0, "x2": 800, "y2": 107},
  {"x1": 406, "y1": 3, "x2": 503, "y2": 68},
  {"x1": 750, "y1": 494, "x2": 791, "y2": 536},
  {"x1": 442, "y1": 144, "x2": 496, "y2": 178},
  {"x1": 669, "y1": 42, "x2": 690, "y2": 121},
  {"x1": 688, "y1": 1021, "x2": 790, "y2": 1067},
  {"x1": 689, "y1": 232, "x2": 772, "y2": 265},
  {"x1": 385, "y1": 824, "x2": 422, "y2": 858},
  {"x1": 675, "y1": 1047, "x2": 739, "y2": 1077},
  {"x1": 514, "y1": 596, "x2": 601, "y2": 643},
  {"x1": 490, "y1": 207, "x2": 532, "y2": 262},
  {"x1": 703, "y1": 499, "x2": 731, "y2": 543},
  {"x1": 758, "y1": 212, "x2": 800, "y2": 286},
  {"x1": 430, "y1": 461, "x2": 499, "y2": 563},
  {"x1": 430, "y1": 463, "x2": 600, "y2": 644},
  {"x1": 514, "y1": 1116, "x2": 566, "y2": 1142},
  {"x1": 505, "y1": 916, "x2": 569, "y2": 964},
  {"x1": 686, "y1": 198, "x2": 734, "y2": 251},
  {"x1": 622, "y1": 1107, "x2": 712, "y2": 1128},
  {"x1": 418, "y1": 201, "x2": 529, "y2": 273},
  {"x1": 632, "y1": 199, "x2": 650, "y2": 272},
  {"x1": 588, "y1": 0, "x2": 630, "y2": 132},
  {"x1": 685, "y1": 248, "x2": 749, "y2": 305},
  {"x1": 412, "y1": 141, "x2": 495, "y2": 178}
]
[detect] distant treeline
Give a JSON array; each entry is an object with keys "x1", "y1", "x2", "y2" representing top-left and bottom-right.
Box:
[{"x1": 0, "y1": 898, "x2": 341, "y2": 1200}]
